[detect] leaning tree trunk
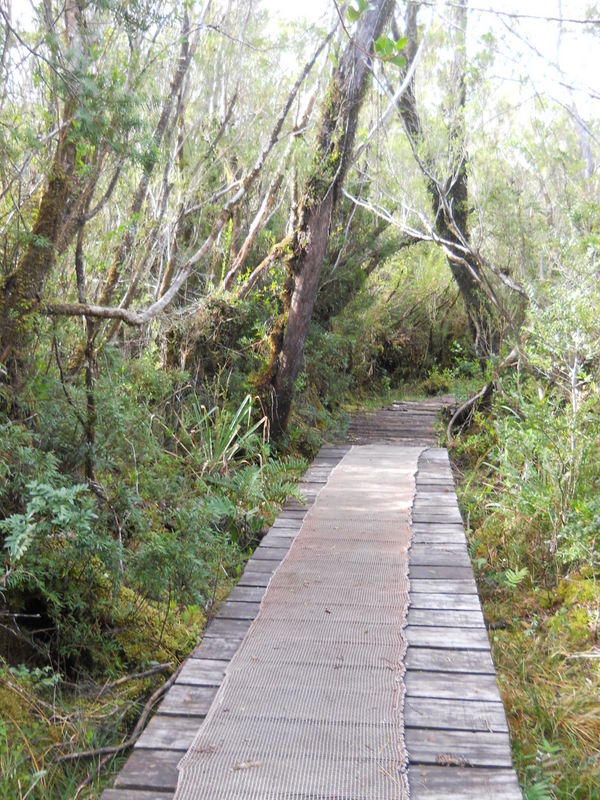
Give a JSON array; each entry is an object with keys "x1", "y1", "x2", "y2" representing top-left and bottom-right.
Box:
[
  {"x1": 267, "y1": 0, "x2": 395, "y2": 436},
  {"x1": 0, "y1": 136, "x2": 76, "y2": 381},
  {"x1": 397, "y1": 0, "x2": 498, "y2": 355},
  {"x1": 0, "y1": 0, "x2": 84, "y2": 385}
]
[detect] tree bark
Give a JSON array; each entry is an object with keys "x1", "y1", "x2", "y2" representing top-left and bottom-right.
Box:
[
  {"x1": 267, "y1": 0, "x2": 395, "y2": 436},
  {"x1": 0, "y1": 0, "x2": 83, "y2": 384},
  {"x1": 396, "y1": 1, "x2": 499, "y2": 355}
]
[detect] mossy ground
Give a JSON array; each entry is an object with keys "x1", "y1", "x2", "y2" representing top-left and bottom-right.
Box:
[{"x1": 0, "y1": 574, "x2": 237, "y2": 800}]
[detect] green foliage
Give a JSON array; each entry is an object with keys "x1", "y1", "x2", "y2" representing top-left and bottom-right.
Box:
[
  {"x1": 0, "y1": 344, "x2": 309, "y2": 796},
  {"x1": 523, "y1": 778, "x2": 555, "y2": 800},
  {"x1": 185, "y1": 393, "x2": 268, "y2": 476},
  {"x1": 8, "y1": 663, "x2": 61, "y2": 689},
  {"x1": 420, "y1": 367, "x2": 452, "y2": 395},
  {"x1": 451, "y1": 248, "x2": 600, "y2": 798},
  {"x1": 346, "y1": 0, "x2": 374, "y2": 23},
  {"x1": 373, "y1": 34, "x2": 407, "y2": 67},
  {"x1": 1, "y1": 2, "x2": 598, "y2": 797},
  {"x1": 503, "y1": 566, "x2": 529, "y2": 590},
  {"x1": 1, "y1": 481, "x2": 96, "y2": 562}
]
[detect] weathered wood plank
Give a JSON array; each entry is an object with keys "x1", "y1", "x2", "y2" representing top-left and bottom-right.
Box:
[
  {"x1": 418, "y1": 467, "x2": 453, "y2": 475},
  {"x1": 406, "y1": 727, "x2": 513, "y2": 768},
  {"x1": 251, "y1": 546, "x2": 290, "y2": 561},
  {"x1": 192, "y1": 636, "x2": 242, "y2": 661},
  {"x1": 237, "y1": 571, "x2": 271, "y2": 587},
  {"x1": 412, "y1": 513, "x2": 463, "y2": 525},
  {"x1": 158, "y1": 684, "x2": 218, "y2": 716},
  {"x1": 176, "y1": 658, "x2": 226, "y2": 686},
  {"x1": 102, "y1": 791, "x2": 173, "y2": 800},
  {"x1": 215, "y1": 600, "x2": 261, "y2": 619},
  {"x1": 113, "y1": 749, "x2": 180, "y2": 792},
  {"x1": 406, "y1": 625, "x2": 490, "y2": 650},
  {"x1": 412, "y1": 508, "x2": 461, "y2": 519},
  {"x1": 317, "y1": 446, "x2": 350, "y2": 456},
  {"x1": 260, "y1": 533, "x2": 296, "y2": 547},
  {"x1": 405, "y1": 697, "x2": 508, "y2": 732},
  {"x1": 413, "y1": 505, "x2": 460, "y2": 516},
  {"x1": 412, "y1": 532, "x2": 467, "y2": 545},
  {"x1": 271, "y1": 518, "x2": 303, "y2": 529},
  {"x1": 409, "y1": 765, "x2": 522, "y2": 799},
  {"x1": 410, "y1": 542, "x2": 469, "y2": 555},
  {"x1": 407, "y1": 608, "x2": 485, "y2": 628},
  {"x1": 227, "y1": 585, "x2": 265, "y2": 602},
  {"x1": 135, "y1": 714, "x2": 200, "y2": 751},
  {"x1": 410, "y1": 565, "x2": 474, "y2": 580},
  {"x1": 412, "y1": 523, "x2": 464, "y2": 533},
  {"x1": 282, "y1": 502, "x2": 310, "y2": 512},
  {"x1": 413, "y1": 509, "x2": 461, "y2": 520},
  {"x1": 303, "y1": 469, "x2": 333, "y2": 477},
  {"x1": 413, "y1": 488, "x2": 457, "y2": 497},
  {"x1": 409, "y1": 550, "x2": 471, "y2": 568},
  {"x1": 297, "y1": 480, "x2": 324, "y2": 491},
  {"x1": 406, "y1": 646, "x2": 495, "y2": 674},
  {"x1": 413, "y1": 482, "x2": 455, "y2": 491},
  {"x1": 413, "y1": 496, "x2": 460, "y2": 506},
  {"x1": 408, "y1": 592, "x2": 481, "y2": 611},
  {"x1": 411, "y1": 579, "x2": 477, "y2": 594},
  {"x1": 244, "y1": 558, "x2": 277, "y2": 574},
  {"x1": 204, "y1": 617, "x2": 253, "y2": 637},
  {"x1": 275, "y1": 509, "x2": 307, "y2": 520},
  {"x1": 405, "y1": 670, "x2": 500, "y2": 702}
]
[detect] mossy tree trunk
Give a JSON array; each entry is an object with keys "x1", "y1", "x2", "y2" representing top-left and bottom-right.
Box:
[
  {"x1": 268, "y1": 0, "x2": 395, "y2": 436},
  {"x1": 0, "y1": 137, "x2": 77, "y2": 382},
  {"x1": 0, "y1": 0, "x2": 86, "y2": 387}
]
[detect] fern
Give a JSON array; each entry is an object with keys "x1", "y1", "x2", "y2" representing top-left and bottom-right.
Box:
[
  {"x1": 1, "y1": 481, "x2": 96, "y2": 562},
  {"x1": 503, "y1": 566, "x2": 529, "y2": 589}
]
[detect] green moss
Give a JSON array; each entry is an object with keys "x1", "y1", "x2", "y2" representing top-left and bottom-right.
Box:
[
  {"x1": 546, "y1": 606, "x2": 593, "y2": 646},
  {"x1": 110, "y1": 586, "x2": 204, "y2": 668},
  {"x1": 557, "y1": 577, "x2": 599, "y2": 607},
  {"x1": 420, "y1": 371, "x2": 451, "y2": 395}
]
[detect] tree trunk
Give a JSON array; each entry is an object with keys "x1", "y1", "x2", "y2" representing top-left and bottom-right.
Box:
[
  {"x1": 397, "y1": 1, "x2": 498, "y2": 355},
  {"x1": 268, "y1": 0, "x2": 395, "y2": 436},
  {"x1": 0, "y1": 0, "x2": 83, "y2": 385}
]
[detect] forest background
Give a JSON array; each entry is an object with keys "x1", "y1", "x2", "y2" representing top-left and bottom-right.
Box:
[{"x1": 0, "y1": 0, "x2": 599, "y2": 797}]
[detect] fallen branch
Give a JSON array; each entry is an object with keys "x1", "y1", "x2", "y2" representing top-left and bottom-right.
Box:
[
  {"x1": 446, "y1": 345, "x2": 519, "y2": 441},
  {"x1": 56, "y1": 660, "x2": 184, "y2": 764},
  {"x1": 96, "y1": 662, "x2": 172, "y2": 699}
]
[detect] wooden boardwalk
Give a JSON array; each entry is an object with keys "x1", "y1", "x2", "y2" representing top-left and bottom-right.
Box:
[{"x1": 102, "y1": 398, "x2": 522, "y2": 800}]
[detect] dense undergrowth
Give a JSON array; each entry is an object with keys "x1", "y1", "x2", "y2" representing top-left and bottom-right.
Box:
[{"x1": 451, "y1": 370, "x2": 600, "y2": 796}]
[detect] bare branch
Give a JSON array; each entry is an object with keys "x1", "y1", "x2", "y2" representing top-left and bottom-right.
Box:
[
  {"x1": 222, "y1": 92, "x2": 317, "y2": 290},
  {"x1": 44, "y1": 303, "x2": 144, "y2": 326}
]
